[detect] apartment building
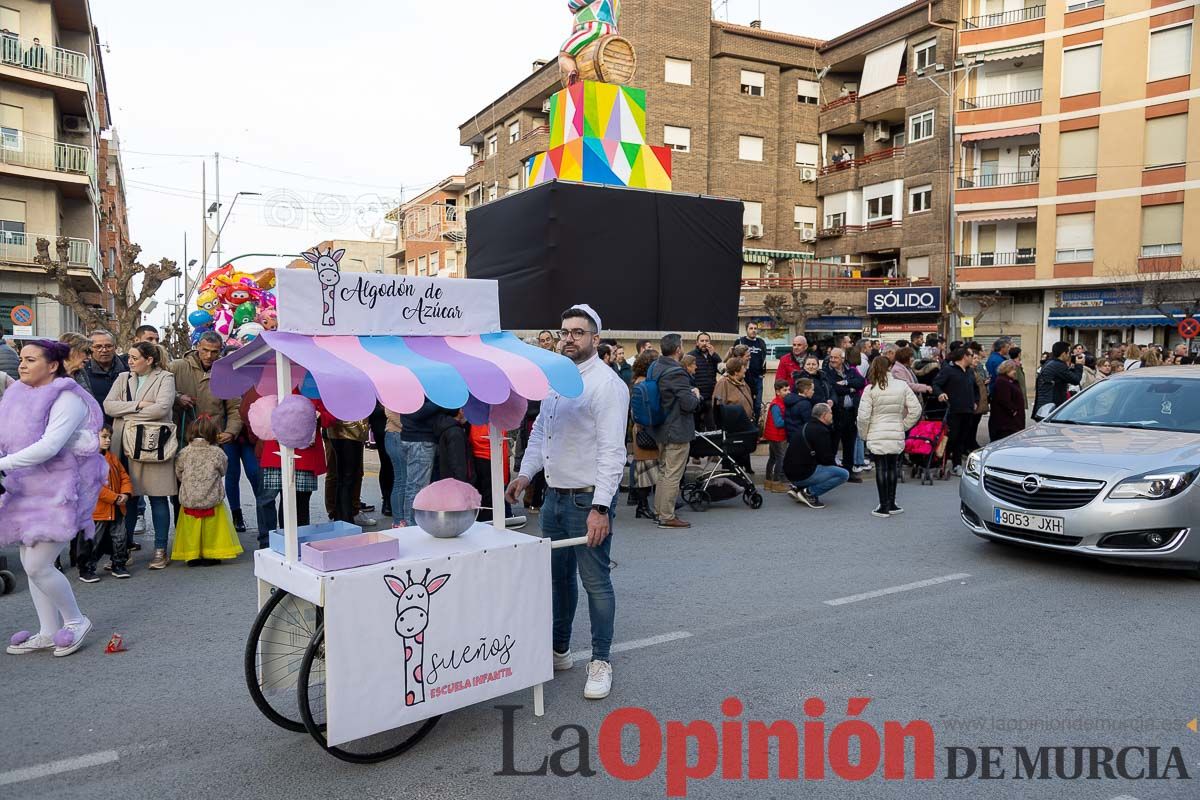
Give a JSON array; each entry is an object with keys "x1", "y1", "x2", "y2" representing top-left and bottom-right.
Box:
[
  {"x1": 387, "y1": 175, "x2": 465, "y2": 278},
  {"x1": 457, "y1": 0, "x2": 825, "y2": 333},
  {"x1": 955, "y1": 0, "x2": 1200, "y2": 355},
  {"x1": 811, "y1": 0, "x2": 959, "y2": 339},
  {"x1": 0, "y1": 0, "x2": 107, "y2": 338}
]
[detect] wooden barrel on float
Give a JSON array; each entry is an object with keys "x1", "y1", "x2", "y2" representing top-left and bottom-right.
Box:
[{"x1": 573, "y1": 34, "x2": 637, "y2": 84}]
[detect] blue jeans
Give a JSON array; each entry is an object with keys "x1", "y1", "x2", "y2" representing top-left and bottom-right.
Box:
[
  {"x1": 386, "y1": 433, "x2": 435, "y2": 526},
  {"x1": 124, "y1": 495, "x2": 172, "y2": 549},
  {"x1": 541, "y1": 488, "x2": 615, "y2": 662},
  {"x1": 746, "y1": 372, "x2": 764, "y2": 422},
  {"x1": 792, "y1": 465, "x2": 850, "y2": 498},
  {"x1": 854, "y1": 437, "x2": 866, "y2": 468},
  {"x1": 223, "y1": 441, "x2": 260, "y2": 510}
]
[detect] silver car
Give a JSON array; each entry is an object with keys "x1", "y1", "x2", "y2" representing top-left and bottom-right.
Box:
[{"x1": 960, "y1": 366, "x2": 1200, "y2": 576}]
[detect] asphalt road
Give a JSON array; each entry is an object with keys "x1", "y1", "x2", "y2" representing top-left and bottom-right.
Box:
[{"x1": 2, "y1": 455, "x2": 1197, "y2": 800}]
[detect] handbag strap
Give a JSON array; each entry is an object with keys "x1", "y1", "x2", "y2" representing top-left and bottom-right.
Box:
[{"x1": 800, "y1": 423, "x2": 816, "y2": 457}]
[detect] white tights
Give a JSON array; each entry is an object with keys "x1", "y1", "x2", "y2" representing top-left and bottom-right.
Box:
[{"x1": 19, "y1": 541, "x2": 84, "y2": 637}]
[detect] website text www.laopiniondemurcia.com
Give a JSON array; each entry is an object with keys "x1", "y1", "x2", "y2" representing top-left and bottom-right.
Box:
[{"x1": 494, "y1": 697, "x2": 1191, "y2": 797}]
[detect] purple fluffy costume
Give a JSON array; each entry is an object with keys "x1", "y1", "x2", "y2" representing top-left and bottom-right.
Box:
[{"x1": 0, "y1": 378, "x2": 106, "y2": 546}]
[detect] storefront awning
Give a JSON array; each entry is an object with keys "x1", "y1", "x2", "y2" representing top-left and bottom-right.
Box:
[
  {"x1": 1047, "y1": 305, "x2": 1187, "y2": 329},
  {"x1": 956, "y1": 208, "x2": 1038, "y2": 223},
  {"x1": 806, "y1": 316, "x2": 865, "y2": 332},
  {"x1": 961, "y1": 124, "x2": 1040, "y2": 143}
]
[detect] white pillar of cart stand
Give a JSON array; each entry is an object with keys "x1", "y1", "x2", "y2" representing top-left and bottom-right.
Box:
[
  {"x1": 488, "y1": 424, "x2": 505, "y2": 531},
  {"x1": 275, "y1": 351, "x2": 301, "y2": 564}
]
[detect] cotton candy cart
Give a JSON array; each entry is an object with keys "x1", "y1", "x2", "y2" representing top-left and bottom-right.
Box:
[{"x1": 212, "y1": 268, "x2": 585, "y2": 762}]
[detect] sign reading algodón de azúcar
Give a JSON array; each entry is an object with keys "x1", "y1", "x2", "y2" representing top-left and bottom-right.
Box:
[{"x1": 276, "y1": 267, "x2": 501, "y2": 337}]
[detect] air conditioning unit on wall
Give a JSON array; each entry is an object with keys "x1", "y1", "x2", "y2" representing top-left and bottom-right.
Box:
[
  {"x1": 541, "y1": 98, "x2": 552, "y2": 113},
  {"x1": 62, "y1": 115, "x2": 89, "y2": 133},
  {"x1": 871, "y1": 121, "x2": 890, "y2": 142},
  {"x1": 744, "y1": 224, "x2": 763, "y2": 239},
  {"x1": 799, "y1": 226, "x2": 817, "y2": 242},
  {"x1": 799, "y1": 166, "x2": 816, "y2": 182}
]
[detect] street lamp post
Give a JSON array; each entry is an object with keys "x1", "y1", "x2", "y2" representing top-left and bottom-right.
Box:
[
  {"x1": 208, "y1": 190, "x2": 262, "y2": 272},
  {"x1": 916, "y1": 57, "x2": 979, "y2": 339}
]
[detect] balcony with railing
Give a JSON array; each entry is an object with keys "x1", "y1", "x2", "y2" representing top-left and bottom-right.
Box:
[
  {"x1": 959, "y1": 87, "x2": 1042, "y2": 111},
  {"x1": 0, "y1": 131, "x2": 94, "y2": 189},
  {"x1": 858, "y1": 75, "x2": 908, "y2": 121},
  {"x1": 402, "y1": 203, "x2": 465, "y2": 243},
  {"x1": 742, "y1": 260, "x2": 930, "y2": 291},
  {"x1": 957, "y1": 168, "x2": 1039, "y2": 189},
  {"x1": 818, "y1": 90, "x2": 860, "y2": 133},
  {"x1": 0, "y1": 232, "x2": 100, "y2": 284},
  {"x1": 0, "y1": 34, "x2": 92, "y2": 87},
  {"x1": 956, "y1": 250, "x2": 1037, "y2": 267},
  {"x1": 962, "y1": 5, "x2": 1046, "y2": 30}
]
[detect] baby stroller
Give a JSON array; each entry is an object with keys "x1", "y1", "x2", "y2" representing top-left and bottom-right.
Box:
[
  {"x1": 680, "y1": 404, "x2": 764, "y2": 511},
  {"x1": 904, "y1": 405, "x2": 949, "y2": 485}
]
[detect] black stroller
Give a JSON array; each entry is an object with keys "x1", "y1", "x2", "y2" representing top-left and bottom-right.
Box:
[{"x1": 680, "y1": 404, "x2": 764, "y2": 511}]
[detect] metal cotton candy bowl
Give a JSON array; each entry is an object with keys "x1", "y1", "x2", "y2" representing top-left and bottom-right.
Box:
[{"x1": 413, "y1": 508, "x2": 479, "y2": 539}]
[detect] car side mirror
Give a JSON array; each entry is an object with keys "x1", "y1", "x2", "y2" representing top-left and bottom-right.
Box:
[{"x1": 1036, "y1": 403, "x2": 1057, "y2": 420}]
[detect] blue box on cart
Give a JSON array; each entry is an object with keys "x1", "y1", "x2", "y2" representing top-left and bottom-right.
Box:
[{"x1": 268, "y1": 520, "x2": 362, "y2": 556}]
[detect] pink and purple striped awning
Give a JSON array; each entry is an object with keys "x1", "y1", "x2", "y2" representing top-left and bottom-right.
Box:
[{"x1": 211, "y1": 331, "x2": 583, "y2": 427}]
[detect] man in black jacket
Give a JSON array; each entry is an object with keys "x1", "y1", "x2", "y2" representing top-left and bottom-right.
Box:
[
  {"x1": 1034, "y1": 341, "x2": 1086, "y2": 420},
  {"x1": 782, "y1": 403, "x2": 849, "y2": 509},
  {"x1": 651, "y1": 333, "x2": 702, "y2": 529},
  {"x1": 687, "y1": 332, "x2": 722, "y2": 429},
  {"x1": 736, "y1": 322, "x2": 767, "y2": 424},
  {"x1": 933, "y1": 347, "x2": 980, "y2": 476},
  {"x1": 821, "y1": 347, "x2": 866, "y2": 482}
]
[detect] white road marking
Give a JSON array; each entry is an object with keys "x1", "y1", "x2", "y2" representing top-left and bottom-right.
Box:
[
  {"x1": 0, "y1": 750, "x2": 119, "y2": 786},
  {"x1": 570, "y1": 631, "x2": 691, "y2": 662},
  {"x1": 824, "y1": 573, "x2": 972, "y2": 606}
]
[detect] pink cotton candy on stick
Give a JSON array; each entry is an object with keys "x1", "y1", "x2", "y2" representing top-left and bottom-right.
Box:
[
  {"x1": 247, "y1": 395, "x2": 278, "y2": 441},
  {"x1": 489, "y1": 393, "x2": 528, "y2": 432},
  {"x1": 413, "y1": 479, "x2": 482, "y2": 512},
  {"x1": 272, "y1": 395, "x2": 318, "y2": 449}
]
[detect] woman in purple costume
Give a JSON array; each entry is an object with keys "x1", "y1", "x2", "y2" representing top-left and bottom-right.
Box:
[{"x1": 0, "y1": 340, "x2": 106, "y2": 657}]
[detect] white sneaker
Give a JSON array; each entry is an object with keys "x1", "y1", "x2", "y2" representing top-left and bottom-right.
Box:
[
  {"x1": 133, "y1": 516, "x2": 146, "y2": 533},
  {"x1": 353, "y1": 513, "x2": 378, "y2": 527},
  {"x1": 7, "y1": 632, "x2": 55, "y2": 655},
  {"x1": 553, "y1": 649, "x2": 573, "y2": 671},
  {"x1": 861, "y1": 462, "x2": 875, "y2": 471},
  {"x1": 851, "y1": 465, "x2": 864, "y2": 474},
  {"x1": 583, "y1": 659, "x2": 612, "y2": 699},
  {"x1": 52, "y1": 617, "x2": 93, "y2": 657}
]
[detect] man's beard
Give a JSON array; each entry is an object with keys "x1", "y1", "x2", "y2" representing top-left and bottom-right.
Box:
[{"x1": 567, "y1": 341, "x2": 595, "y2": 364}]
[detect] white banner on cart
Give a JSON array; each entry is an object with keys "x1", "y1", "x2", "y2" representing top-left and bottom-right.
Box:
[
  {"x1": 276, "y1": 267, "x2": 500, "y2": 336},
  {"x1": 322, "y1": 530, "x2": 551, "y2": 746}
]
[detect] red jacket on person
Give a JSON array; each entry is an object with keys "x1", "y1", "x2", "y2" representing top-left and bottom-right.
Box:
[
  {"x1": 775, "y1": 352, "x2": 806, "y2": 386},
  {"x1": 257, "y1": 393, "x2": 336, "y2": 475}
]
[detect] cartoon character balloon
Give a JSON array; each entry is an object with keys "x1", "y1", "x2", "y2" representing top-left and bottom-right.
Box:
[{"x1": 190, "y1": 263, "x2": 278, "y2": 344}]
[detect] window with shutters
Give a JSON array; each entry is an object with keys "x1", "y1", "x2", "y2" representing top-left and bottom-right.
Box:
[
  {"x1": 740, "y1": 69, "x2": 765, "y2": 96},
  {"x1": 1059, "y1": 128, "x2": 1099, "y2": 179},
  {"x1": 1016, "y1": 222, "x2": 1037, "y2": 263},
  {"x1": 0, "y1": 104, "x2": 22, "y2": 151},
  {"x1": 1062, "y1": 44, "x2": 1102, "y2": 96},
  {"x1": 909, "y1": 185, "x2": 932, "y2": 213},
  {"x1": 797, "y1": 78, "x2": 819, "y2": 104},
  {"x1": 977, "y1": 224, "x2": 998, "y2": 264},
  {"x1": 795, "y1": 142, "x2": 818, "y2": 167},
  {"x1": 486, "y1": 134, "x2": 497, "y2": 156},
  {"x1": 866, "y1": 194, "x2": 894, "y2": 222},
  {"x1": 406, "y1": 259, "x2": 416, "y2": 275},
  {"x1": 445, "y1": 250, "x2": 458, "y2": 275},
  {"x1": 738, "y1": 134, "x2": 764, "y2": 161},
  {"x1": 486, "y1": 183, "x2": 497, "y2": 202},
  {"x1": 0, "y1": 7, "x2": 20, "y2": 33},
  {"x1": 913, "y1": 39, "x2": 937, "y2": 71},
  {"x1": 507, "y1": 173, "x2": 520, "y2": 191},
  {"x1": 417, "y1": 255, "x2": 428, "y2": 276},
  {"x1": 665, "y1": 57, "x2": 692, "y2": 85},
  {"x1": 1144, "y1": 115, "x2": 1187, "y2": 168},
  {"x1": 743, "y1": 201, "x2": 763, "y2": 228},
  {"x1": 1055, "y1": 213, "x2": 1095, "y2": 262},
  {"x1": 508, "y1": 120, "x2": 520, "y2": 143},
  {"x1": 1148, "y1": 24, "x2": 1192, "y2": 82},
  {"x1": 909, "y1": 110, "x2": 934, "y2": 142},
  {"x1": 1140, "y1": 204, "x2": 1184, "y2": 256},
  {"x1": 664, "y1": 125, "x2": 691, "y2": 152},
  {"x1": 793, "y1": 205, "x2": 817, "y2": 230},
  {"x1": 906, "y1": 256, "x2": 930, "y2": 279},
  {"x1": 429, "y1": 251, "x2": 440, "y2": 276}
]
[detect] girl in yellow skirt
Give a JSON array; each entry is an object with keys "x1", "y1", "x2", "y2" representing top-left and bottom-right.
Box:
[{"x1": 171, "y1": 415, "x2": 243, "y2": 565}]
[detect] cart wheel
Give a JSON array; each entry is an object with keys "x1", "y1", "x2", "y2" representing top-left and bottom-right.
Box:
[
  {"x1": 0, "y1": 570, "x2": 14, "y2": 595},
  {"x1": 748, "y1": 492, "x2": 764, "y2": 510},
  {"x1": 681, "y1": 485, "x2": 705, "y2": 512},
  {"x1": 244, "y1": 588, "x2": 321, "y2": 733},
  {"x1": 298, "y1": 625, "x2": 442, "y2": 763}
]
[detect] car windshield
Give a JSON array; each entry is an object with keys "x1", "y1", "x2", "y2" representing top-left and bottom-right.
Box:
[{"x1": 1048, "y1": 377, "x2": 1200, "y2": 433}]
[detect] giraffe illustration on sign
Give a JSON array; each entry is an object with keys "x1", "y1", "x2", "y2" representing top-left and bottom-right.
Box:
[
  {"x1": 384, "y1": 568, "x2": 451, "y2": 707},
  {"x1": 301, "y1": 247, "x2": 345, "y2": 327}
]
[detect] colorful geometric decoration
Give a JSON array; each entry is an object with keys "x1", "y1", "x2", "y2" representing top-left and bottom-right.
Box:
[{"x1": 531, "y1": 80, "x2": 669, "y2": 191}]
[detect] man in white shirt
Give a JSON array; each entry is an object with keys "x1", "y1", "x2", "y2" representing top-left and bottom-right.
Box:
[{"x1": 506, "y1": 305, "x2": 629, "y2": 700}]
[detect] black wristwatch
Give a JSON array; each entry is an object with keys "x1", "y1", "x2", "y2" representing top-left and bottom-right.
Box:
[{"x1": 590, "y1": 504, "x2": 609, "y2": 515}]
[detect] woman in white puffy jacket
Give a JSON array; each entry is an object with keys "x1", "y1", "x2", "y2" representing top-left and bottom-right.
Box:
[{"x1": 857, "y1": 356, "x2": 921, "y2": 519}]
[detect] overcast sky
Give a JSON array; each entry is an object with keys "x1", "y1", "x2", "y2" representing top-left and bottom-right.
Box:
[{"x1": 94, "y1": 0, "x2": 902, "y2": 325}]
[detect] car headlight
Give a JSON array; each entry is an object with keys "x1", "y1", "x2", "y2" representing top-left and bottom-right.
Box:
[
  {"x1": 1108, "y1": 468, "x2": 1199, "y2": 500},
  {"x1": 964, "y1": 450, "x2": 983, "y2": 479}
]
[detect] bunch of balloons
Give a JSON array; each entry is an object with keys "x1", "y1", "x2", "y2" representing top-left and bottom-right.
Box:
[{"x1": 187, "y1": 264, "x2": 279, "y2": 348}]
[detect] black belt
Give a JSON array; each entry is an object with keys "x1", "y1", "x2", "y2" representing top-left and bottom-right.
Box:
[{"x1": 548, "y1": 486, "x2": 595, "y2": 495}]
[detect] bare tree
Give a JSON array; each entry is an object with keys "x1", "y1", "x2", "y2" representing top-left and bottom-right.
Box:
[
  {"x1": 32, "y1": 237, "x2": 180, "y2": 345},
  {"x1": 949, "y1": 292, "x2": 1006, "y2": 338},
  {"x1": 1128, "y1": 263, "x2": 1200, "y2": 323}
]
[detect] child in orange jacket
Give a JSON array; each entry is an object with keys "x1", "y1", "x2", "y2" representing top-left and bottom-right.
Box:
[{"x1": 76, "y1": 425, "x2": 133, "y2": 582}]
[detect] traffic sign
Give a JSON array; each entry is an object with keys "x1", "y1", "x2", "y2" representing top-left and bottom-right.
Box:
[
  {"x1": 9, "y1": 304, "x2": 33, "y2": 337},
  {"x1": 1178, "y1": 317, "x2": 1200, "y2": 340}
]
